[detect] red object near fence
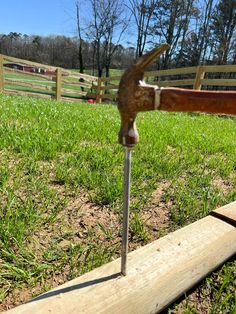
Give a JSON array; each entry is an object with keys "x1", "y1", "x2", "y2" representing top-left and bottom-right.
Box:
[{"x1": 87, "y1": 99, "x2": 95, "y2": 104}]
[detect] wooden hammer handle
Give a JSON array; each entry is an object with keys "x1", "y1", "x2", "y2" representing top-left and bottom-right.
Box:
[{"x1": 160, "y1": 88, "x2": 236, "y2": 116}]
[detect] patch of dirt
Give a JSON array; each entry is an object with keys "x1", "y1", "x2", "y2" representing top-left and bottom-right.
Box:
[
  {"x1": 168, "y1": 288, "x2": 214, "y2": 314},
  {"x1": 55, "y1": 192, "x2": 121, "y2": 244},
  {"x1": 24, "y1": 187, "x2": 122, "y2": 263},
  {"x1": 141, "y1": 182, "x2": 172, "y2": 238},
  {"x1": 212, "y1": 176, "x2": 232, "y2": 194}
]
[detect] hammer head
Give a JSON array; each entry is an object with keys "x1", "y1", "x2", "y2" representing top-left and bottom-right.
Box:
[{"x1": 118, "y1": 44, "x2": 169, "y2": 147}]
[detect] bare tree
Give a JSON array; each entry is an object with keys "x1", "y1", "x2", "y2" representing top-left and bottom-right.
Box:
[
  {"x1": 176, "y1": 0, "x2": 197, "y2": 65},
  {"x1": 76, "y1": 0, "x2": 84, "y2": 73},
  {"x1": 127, "y1": 0, "x2": 156, "y2": 58},
  {"x1": 86, "y1": 0, "x2": 128, "y2": 77},
  {"x1": 196, "y1": 0, "x2": 215, "y2": 63},
  {"x1": 151, "y1": 0, "x2": 191, "y2": 69},
  {"x1": 102, "y1": 1, "x2": 129, "y2": 76}
]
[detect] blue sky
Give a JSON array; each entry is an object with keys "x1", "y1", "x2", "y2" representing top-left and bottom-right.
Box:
[{"x1": 0, "y1": 0, "x2": 87, "y2": 36}]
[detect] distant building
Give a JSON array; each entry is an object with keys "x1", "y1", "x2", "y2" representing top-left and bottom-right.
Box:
[
  {"x1": 4, "y1": 63, "x2": 37, "y2": 73},
  {"x1": 4, "y1": 63, "x2": 68, "y2": 76}
]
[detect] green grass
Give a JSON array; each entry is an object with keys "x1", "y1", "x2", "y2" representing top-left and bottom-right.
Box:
[
  {"x1": 0, "y1": 93, "x2": 235, "y2": 312},
  {"x1": 84, "y1": 68, "x2": 123, "y2": 77}
]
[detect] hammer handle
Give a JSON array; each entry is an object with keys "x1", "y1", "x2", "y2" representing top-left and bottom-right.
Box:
[{"x1": 160, "y1": 88, "x2": 236, "y2": 116}]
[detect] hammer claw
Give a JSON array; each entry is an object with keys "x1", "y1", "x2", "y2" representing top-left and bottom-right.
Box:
[{"x1": 136, "y1": 44, "x2": 170, "y2": 72}]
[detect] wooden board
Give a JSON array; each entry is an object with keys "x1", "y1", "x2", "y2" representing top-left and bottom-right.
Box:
[
  {"x1": 55, "y1": 68, "x2": 62, "y2": 100},
  {"x1": 202, "y1": 64, "x2": 236, "y2": 73},
  {"x1": 4, "y1": 78, "x2": 54, "y2": 92},
  {"x1": 4, "y1": 67, "x2": 54, "y2": 81},
  {"x1": 61, "y1": 89, "x2": 89, "y2": 97},
  {"x1": 153, "y1": 79, "x2": 195, "y2": 87},
  {"x1": 62, "y1": 79, "x2": 93, "y2": 89},
  {"x1": 210, "y1": 201, "x2": 236, "y2": 226},
  {"x1": 201, "y1": 79, "x2": 236, "y2": 87},
  {"x1": 193, "y1": 66, "x2": 205, "y2": 90},
  {"x1": 96, "y1": 78, "x2": 102, "y2": 103},
  {"x1": 5, "y1": 202, "x2": 236, "y2": 314},
  {"x1": 145, "y1": 66, "x2": 197, "y2": 77},
  {"x1": 4, "y1": 89, "x2": 53, "y2": 99}
]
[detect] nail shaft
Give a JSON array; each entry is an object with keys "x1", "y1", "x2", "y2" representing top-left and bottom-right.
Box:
[{"x1": 121, "y1": 147, "x2": 132, "y2": 276}]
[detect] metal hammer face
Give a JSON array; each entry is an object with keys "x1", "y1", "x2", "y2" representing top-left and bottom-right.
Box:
[{"x1": 117, "y1": 44, "x2": 169, "y2": 147}]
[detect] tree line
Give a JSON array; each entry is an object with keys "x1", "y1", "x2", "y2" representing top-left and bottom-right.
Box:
[{"x1": 0, "y1": 0, "x2": 235, "y2": 76}]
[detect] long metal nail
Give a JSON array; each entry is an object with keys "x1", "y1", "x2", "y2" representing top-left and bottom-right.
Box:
[{"x1": 121, "y1": 147, "x2": 132, "y2": 276}]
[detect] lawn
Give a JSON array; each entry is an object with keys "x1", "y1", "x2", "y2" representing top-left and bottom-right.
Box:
[
  {"x1": 83, "y1": 68, "x2": 123, "y2": 77},
  {"x1": 0, "y1": 94, "x2": 235, "y2": 312}
]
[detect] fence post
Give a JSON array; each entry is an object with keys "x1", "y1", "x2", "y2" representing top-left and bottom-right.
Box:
[
  {"x1": 56, "y1": 68, "x2": 62, "y2": 100},
  {"x1": 96, "y1": 77, "x2": 104, "y2": 104},
  {"x1": 194, "y1": 66, "x2": 205, "y2": 90},
  {"x1": 0, "y1": 55, "x2": 4, "y2": 93}
]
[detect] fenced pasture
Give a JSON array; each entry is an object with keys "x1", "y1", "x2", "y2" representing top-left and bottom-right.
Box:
[
  {"x1": 0, "y1": 93, "x2": 235, "y2": 312},
  {"x1": 0, "y1": 54, "x2": 98, "y2": 103},
  {"x1": 1, "y1": 55, "x2": 236, "y2": 104}
]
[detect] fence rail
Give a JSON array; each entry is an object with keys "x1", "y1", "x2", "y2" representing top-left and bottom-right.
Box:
[{"x1": 0, "y1": 54, "x2": 236, "y2": 103}]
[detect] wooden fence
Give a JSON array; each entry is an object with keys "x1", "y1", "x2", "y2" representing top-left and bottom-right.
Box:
[
  {"x1": 0, "y1": 54, "x2": 236, "y2": 104},
  {"x1": 0, "y1": 54, "x2": 98, "y2": 103}
]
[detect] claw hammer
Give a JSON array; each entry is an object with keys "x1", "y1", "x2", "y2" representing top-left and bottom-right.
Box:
[{"x1": 117, "y1": 44, "x2": 236, "y2": 276}]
